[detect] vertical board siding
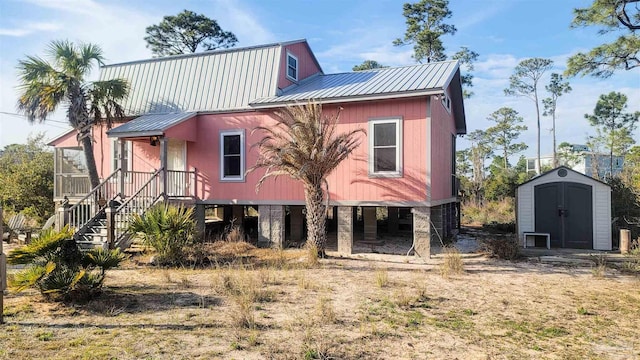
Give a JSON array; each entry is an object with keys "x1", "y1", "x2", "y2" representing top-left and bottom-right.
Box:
[
  {"x1": 278, "y1": 43, "x2": 322, "y2": 89},
  {"x1": 192, "y1": 97, "x2": 427, "y2": 203},
  {"x1": 429, "y1": 89, "x2": 457, "y2": 201},
  {"x1": 55, "y1": 97, "x2": 429, "y2": 204}
]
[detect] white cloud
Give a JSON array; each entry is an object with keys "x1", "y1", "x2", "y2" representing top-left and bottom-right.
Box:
[
  {"x1": 0, "y1": 22, "x2": 62, "y2": 37},
  {"x1": 213, "y1": 0, "x2": 276, "y2": 45}
]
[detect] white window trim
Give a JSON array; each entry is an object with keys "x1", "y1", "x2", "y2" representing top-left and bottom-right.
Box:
[
  {"x1": 369, "y1": 117, "x2": 403, "y2": 178},
  {"x1": 286, "y1": 52, "x2": 298, "y2": 82},
  {"x1": 441, "y1": 93, "x2": 451, "y2": 113},
  {"x1": 111, "y1": 139, "x2": 133, "y2": 182},
  {"x1": 219, "y1": 129, "x2": 245, "y2": 182}
]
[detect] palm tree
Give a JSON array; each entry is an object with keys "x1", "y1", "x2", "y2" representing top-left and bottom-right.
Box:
[
  {"x1": 17, "y1": 40, "x2": 128, "y2": 189},
  {"x1": 250, "y1": 102, "x2": 363, "y2": 255}
]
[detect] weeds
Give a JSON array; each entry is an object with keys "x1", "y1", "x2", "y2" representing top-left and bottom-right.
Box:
[
  {"x1": 590, "y1": 253, "x2": 607, "y2": 278},
  {"x1": 440, "y1": 246, "x2": 464, "y2": 278},
  {"x1": 481, "y1": 235, "x2": 519, "y2": 260},
  {"x1": 375, "y1": 268, "x2": 389, "y2": 288},
  {"x1": 315, "y1": 297, "x2": 337, "y2": 324}
]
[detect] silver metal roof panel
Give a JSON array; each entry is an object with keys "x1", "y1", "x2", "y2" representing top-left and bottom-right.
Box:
[
  {"x1": 107, "y1": 112, "x2": 197, "y2": 137},
  {"x1": 251, "y1": 60, "x2": 459, "y2": 105}
]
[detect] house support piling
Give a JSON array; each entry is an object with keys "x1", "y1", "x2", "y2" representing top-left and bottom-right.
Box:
[
  {"x1": 413, "y1": 207, "x2": 431, "y2": 259},
  {"x1": 290, "y1": 206, "x2": 304, "y2": 242},
  {"x1": 363, "y1": 207, "x2": 377, "y2": 241},
  {"x1": 337, "y1": 206, "x2": 353, "y2": 254},
  {"x1": 259, "y1": 205, "x2": 285, "y2": 248},
  {"x1": 388, "y1": 207, "x2": 399, "y2": 234}
]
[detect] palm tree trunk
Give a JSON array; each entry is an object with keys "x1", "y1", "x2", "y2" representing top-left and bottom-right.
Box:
[
  {"x1": 304, "y1": 182, "x2": 327, "y2": 255},
  {"x1": 80, "y1": 130, "x2": 101, "y2": 190}
]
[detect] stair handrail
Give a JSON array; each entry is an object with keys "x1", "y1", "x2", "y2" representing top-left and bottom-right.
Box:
[
  {"x1": 67, "y1": 168, "x2": 122, "y2": 212},
  {"x1": 115, "y1": 167, "x2": 163, "y2": 213},
  {"x1": 112, "y1": 168, "x2": 164, "y2": 249},
  {"x1": 67, "y1": 168, "x2": 122, "y2": 236}
]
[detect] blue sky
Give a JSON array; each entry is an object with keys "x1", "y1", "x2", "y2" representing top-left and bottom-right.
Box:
[{"x1": 1, "y1": 0, "x2": 638, "y2": 161}]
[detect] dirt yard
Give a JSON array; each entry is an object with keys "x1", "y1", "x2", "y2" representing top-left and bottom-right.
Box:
[{"x1": 1, "y1": 245, "x2": 639, "y2": 360}]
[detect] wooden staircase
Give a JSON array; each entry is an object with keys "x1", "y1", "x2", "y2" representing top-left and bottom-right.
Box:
[{"x1": 64, "y1": 168, "x2": 164, "y2": 251}]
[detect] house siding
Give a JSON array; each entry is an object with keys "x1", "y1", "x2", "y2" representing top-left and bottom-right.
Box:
[
  {"x1": 278, "y1": 42, "x2": 322, "y2": 89},
  {"x1": 429, "y1": 89, "x2": 457, "y2": 202},
  {"x1": 186, "y1": 97, "x2": 428, "y2": 204}
]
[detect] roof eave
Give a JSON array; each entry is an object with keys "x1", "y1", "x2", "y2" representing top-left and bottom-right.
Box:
[{"x1": 249, "y1": 89, "x2": 445, "y2": 109}]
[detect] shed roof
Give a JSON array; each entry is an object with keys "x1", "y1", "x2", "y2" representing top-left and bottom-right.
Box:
[
  {"x1": 517, "y1": 166, "x2": 611, "y2": 188},
  {"x1": 106, "y1": 112, "x2": 197, "y2": 138}
]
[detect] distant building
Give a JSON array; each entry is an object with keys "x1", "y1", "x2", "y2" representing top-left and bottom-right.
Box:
[{"x1": 526, "y1": 144, "x2": 624, "y2": 179}]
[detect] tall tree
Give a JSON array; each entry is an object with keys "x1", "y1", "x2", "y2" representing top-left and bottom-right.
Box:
[
  {"x1": 17, "y1": 41, "x2": 129, "y2": 189},
  {"x1": 250, "y1": 103, "x2": 363, "y2": 257},
  {"x1": 466, "y1": 129, "x2": 493, "y2": 202},
  {"x1": 504, "y1": 58, "x2": 554, "y2": 175},
  {"x1": 566, "y1": 0, "x2": 640, "y2": 78},
  {"x1": 452, "y1": 46, "x2": 479, "y2": 98},
  {"x1": 486, "y1": 107, "x2": 528, "y2": 169},
  {"x1": 145, "y1": 10, "x2": 238, "y2": 57},
  {"x1": 352, "y1": 60, "x2": 388, "y2": 71},
  {"x1": 542, "y1": 73, "x2": 572, "y2": 167},
  {"x1": 585, "y1": 91, "x2": 640, "y2": 176},
  {"x1": 394, "y1": 0, "x2": 478, "y2": 97}
]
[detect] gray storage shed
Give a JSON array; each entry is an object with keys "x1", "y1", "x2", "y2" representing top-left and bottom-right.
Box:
[{"x1": 516, "y1": 166, "x2": 611, "y2": 250}]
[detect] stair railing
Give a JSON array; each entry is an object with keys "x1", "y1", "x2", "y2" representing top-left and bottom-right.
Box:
[
  {"x1": 111, "y1": 168, "x2": 164, "y2": 249},
  {"x1": 67, "y1": 168, "x2": 122, "y2": 238}
]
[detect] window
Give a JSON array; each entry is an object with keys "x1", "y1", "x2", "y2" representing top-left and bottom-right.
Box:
[
  {"x1": 369, "y1": 118, "x2": 402, "y2": 177},
  {"x1": 286, "y1": 52, "x2": 298, "y2": 81},
  {"x1": 220, "y1": 130, "x2": 245, "y2": 181},
  {"x1": 441, "y1": 93, "x2": 451, "y2": 112},
  {"x1": 111, "y1": 139, "x2": 132, "y2": 173}
]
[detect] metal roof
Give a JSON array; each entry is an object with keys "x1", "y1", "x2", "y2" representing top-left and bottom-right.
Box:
[
  {"x1": 98, "y1": 41, "x2": 305, "y2": 115},
  {"x1": 107, "y1": 112, "x2": 197, "y2": 137},
  {"x1": 250, "y1": 60, "x2": 459, "y2": 106}
]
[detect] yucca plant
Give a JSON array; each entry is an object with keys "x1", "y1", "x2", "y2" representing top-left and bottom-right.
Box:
[
  {"x1": 7, "y1": 226, "x2": 125, "y2": 301},
  {"x1": 128, "y1": 204, "x2": 196, "y2": 265},
  {"x1": 249, "y1": 102, "x2": 363, "y2": 256}
]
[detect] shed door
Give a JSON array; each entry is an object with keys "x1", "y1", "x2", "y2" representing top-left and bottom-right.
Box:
[{"x1": 534, "y1": 182, "x2": 593, "y2": 249}]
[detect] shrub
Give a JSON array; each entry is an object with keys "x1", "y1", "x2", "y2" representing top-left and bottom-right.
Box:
[
  {"x1": 480, "y1": 235, "x2": 519, "y2": 260},
  {"x1": 8, "y1": 226, "x2": 125, "y2": 301},
  {"x1": 129, "y1": 204, "x2": 196, "y2": 265}
]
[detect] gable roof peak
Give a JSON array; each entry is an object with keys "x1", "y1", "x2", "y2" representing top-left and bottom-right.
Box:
[{"x1": 101, "y1": 39, "x2": 309, "y2": 69}]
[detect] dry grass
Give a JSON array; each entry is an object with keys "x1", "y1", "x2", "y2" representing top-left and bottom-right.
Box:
[
  {"x1": 2, "y1": 249, "x2": 640, "y2": 359},
  {"x1": 439, "y1": 246, "x2": 464, "y2": 278}
]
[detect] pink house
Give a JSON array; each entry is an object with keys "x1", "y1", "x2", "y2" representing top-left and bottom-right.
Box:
[{"x1": 50, "y1": 39, "x2": 466, "y2": 257}]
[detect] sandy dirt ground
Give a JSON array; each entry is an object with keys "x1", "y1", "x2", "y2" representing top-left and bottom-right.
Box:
[{"x1": 1, "y1": 239, "x2": 639, "y2": 360}]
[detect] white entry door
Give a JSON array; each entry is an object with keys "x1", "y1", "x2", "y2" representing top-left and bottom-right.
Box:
[{"x1": 167, "y1": 139, "x2": 186, "y2": 196}]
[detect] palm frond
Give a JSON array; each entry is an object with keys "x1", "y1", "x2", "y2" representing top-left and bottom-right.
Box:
[
  {"x1": 249, "y1": 101, "x2": 364, "y2": 192},
  {"x1": 7, "y1": 226, "x2": 74, "y2": 265}
]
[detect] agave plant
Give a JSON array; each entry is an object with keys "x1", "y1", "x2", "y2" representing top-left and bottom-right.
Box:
[{"x1": 8, "y1": 226, "x2": 125, "y2": 301}]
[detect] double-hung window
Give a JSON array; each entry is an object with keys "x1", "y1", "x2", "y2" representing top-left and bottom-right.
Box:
[
  {"x1": 369, "y1": 118, "x2": 402, "y2": 177},
  {"x1": 286, "y1": 52, "x2": 298, "y2": 81},
  {"x1": 220, "y1": 130, "x2": 245, "y2": 181}
]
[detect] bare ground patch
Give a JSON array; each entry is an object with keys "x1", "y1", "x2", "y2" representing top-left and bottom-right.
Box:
[{"x1": 2, "y1": 247, "x2": 640, "y2": 359}]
